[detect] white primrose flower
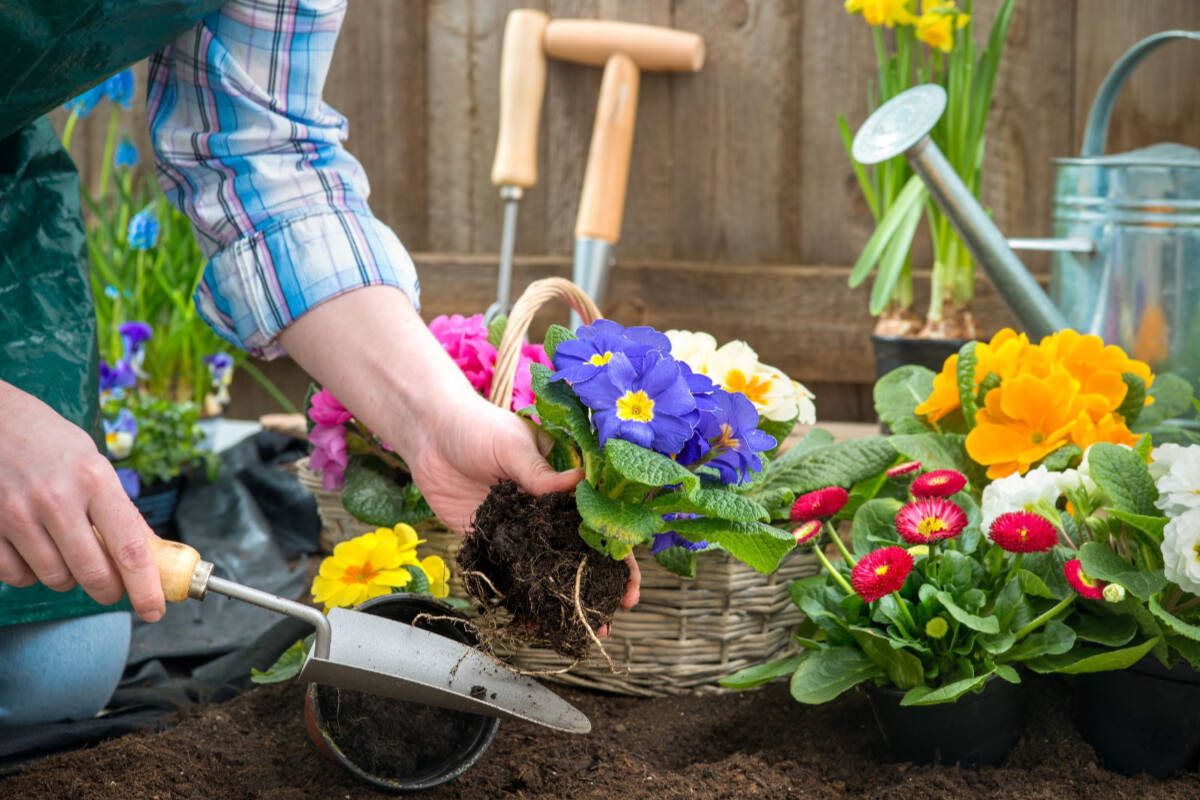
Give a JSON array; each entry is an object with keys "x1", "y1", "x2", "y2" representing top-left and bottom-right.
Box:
[
  {"x1": 792, "y1": 379, "x2": 817, "y2": 425},
  {"x1": 1149, "y1": 443, "x2": 1190, "y2": 482},
  {"x1": 665, "y1": 329, "x2": 718, "y2": 374},
  {"x1": 705, "y1": 342, "x2": 795, "y2": 422},
  {"x1": 981, "y1": 465, "x2": 1064, "y2": 531},
  {"x1": 1153, "y1": 444, "x2": 1200, "y2": 518},
  {"x1": 1162, "y1": 508, "x2": 1200, "y2": 596}
]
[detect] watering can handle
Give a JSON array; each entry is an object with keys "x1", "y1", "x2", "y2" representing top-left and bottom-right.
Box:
[{"x1": 1081, "y1": 30, "x2": 1200, "y2": 158}]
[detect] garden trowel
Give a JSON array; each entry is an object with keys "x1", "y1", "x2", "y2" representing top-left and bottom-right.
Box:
[{"x1": 136, "y1": 534, "x2": 591, "y2": 734}]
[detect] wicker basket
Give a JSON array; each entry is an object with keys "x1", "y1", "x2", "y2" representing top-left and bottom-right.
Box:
[{"x1": 295, "y1": 277, "x2": 815, "y2": 695}]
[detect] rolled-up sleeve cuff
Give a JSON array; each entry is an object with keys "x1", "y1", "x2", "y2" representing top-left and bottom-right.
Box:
[{"x1": 192, "y1": 209, "x2": 421, "y2": 359}]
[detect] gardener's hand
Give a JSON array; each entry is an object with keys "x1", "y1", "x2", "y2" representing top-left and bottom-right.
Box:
[
  {"x1": 0, "y1": 381, "x2": 166, "y2": 622},
  {"x1": 277, "y1": 287, "x2": 641, "y2": 611}
]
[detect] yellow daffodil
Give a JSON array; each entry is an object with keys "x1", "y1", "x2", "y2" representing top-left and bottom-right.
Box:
[
  {"x1": 965, "y1": 370, "x2": 1087, "y2": 479},
  {"x1": 311, "y1": 524, "x2": 426, "y2": 611},
  {"x1": 914, "y1": 0, "x2": 969, "y2": 52},
  {"x1": 845, "y1": 0, "x2": 917, "y2": 28}
]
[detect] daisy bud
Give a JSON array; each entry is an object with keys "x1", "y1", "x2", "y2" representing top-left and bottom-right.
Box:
[
  {"x1": 925, "y1": 616, "x2": 949, "y2": 639},
  {"x1": 792, "y1": 520, "x2": 823, "y2": 546},
  {"x1": 886, "y1": 461, "x2": 922, "y2": 484},
  {"x1": 1064, "y1": 559, "x2": 1106, "y2": 600},
  {"x1": 790, "y1": 486, "x2": 849, "y2": 524},
  {"x1": 911, "y1": 469, "x2": 967, "y2": 499},
  {"x1": 1103, "y1": 583, "x2": 1127, "y2": 603}
]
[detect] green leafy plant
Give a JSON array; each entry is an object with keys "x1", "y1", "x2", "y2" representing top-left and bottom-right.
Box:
[{"x1": 103, "y1": 392, "x2": 216, "y2": 488}]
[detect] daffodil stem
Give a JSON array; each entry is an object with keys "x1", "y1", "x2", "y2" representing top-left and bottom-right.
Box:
[
  {"x1": 813, "y1": 544, "x2": 854, "y2": 597},
  {"x1": 1013, "y1": 595, "x2": 1074, "y2": 643},
  {"x1": 826, "y1": 520, "x2": 857, "y2": 567}
]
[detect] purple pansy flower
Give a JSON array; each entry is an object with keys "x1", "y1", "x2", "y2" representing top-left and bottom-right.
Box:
[
  {"x1": 650, "y1": 513, "x2": 708, "y2": 554},
  {"x1": 204, "y1": 352, "x2": 234, "y2": 382},
  {"x1": 571, "y1": 350, "x2": 698, "y2": 456},
  {"x1": 551, "y1": 320, "x2": 671, "y2": 385},
  {"x1": 99, "y1": 359, "x2": 137, "y2": 398},
  {"x1": 103, "y1": 409, "x2": 138, "y2": 460},
  {"x1": 115, "y1": 468, "x2": 140, "y2": 499},
  {"x1": 119, "y1": 321, "x2": 153, "y2": 375},
  {"x1": 680, "y1": 389, "x2": 776, "y2": 486}
]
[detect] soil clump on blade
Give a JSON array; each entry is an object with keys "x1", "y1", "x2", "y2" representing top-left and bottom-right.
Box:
[
  {"x1": 457, "y1": 480, "x2": 628, "y2": 658},
  {"x1": 6, "y1": 677, "x2": 1200, "y2": 799}
]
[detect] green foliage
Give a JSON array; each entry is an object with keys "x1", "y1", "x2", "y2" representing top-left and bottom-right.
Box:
[
  {"x1": 251, "y1": 634, "x2": 314, "y2": 685},
  {"x1": 104, "y1": 392, "x2": 215, "y2": 485},
  {"x1": 654, "y1": 546, "x2": 700, "y2": 579},
  {"x1": 874, "y1": 366, "x2": 936, "y2": 434},
  {"x1": 956, "y1": 341, "x2": 980, "y2": 429},
  {"x1": 1132, "y1": 373, "x2": 1194, "y2": 432},
  {"x1": 1086, "y1": 443, "x2": 1158, "y2": 516},
  {"x1": 1077, "y1": 541, "x2": 1167, "y2": 601},
  {"x1": 751, "y1": 436, "x2": 898, "y2": 502},
  {"x1": 575, "y1": 480, "x2": 663, "y2": 550},
  {"x1": 487, "y1": 315, "x2": 508, "y2": 349},
  {"x1": 789, "y1": 647, "x2": 883, "y2": 704},
  {"x1": 340, "y1": 457, "x2": 433, "y2": 527},
  {"x1": 543, "y1": 324, "x2": 575, "y2": 360}
]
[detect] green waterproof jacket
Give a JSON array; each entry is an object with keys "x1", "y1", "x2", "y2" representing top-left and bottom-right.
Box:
[{"x1": 0, "y1": 0, "x2": 225, "y2": 626}]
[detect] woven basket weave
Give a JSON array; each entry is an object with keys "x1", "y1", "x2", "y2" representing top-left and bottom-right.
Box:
[{"x1": 296, "y1": 277, "x2": 815, "y2": 695}]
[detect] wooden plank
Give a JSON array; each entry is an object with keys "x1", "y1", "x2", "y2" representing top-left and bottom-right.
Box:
[
  {"x1": 1072, "y1": 1, "x2": 1200, "y2": 159},
  {"x1": 408, "y1": 252, "x2": 1020, "y2": 385},
  {"x1": 329, "y1": 0, "x2": 430, "y2": 250},
  {"x1": 669, "y1": 0, "x2": 803, "y2": 263}
]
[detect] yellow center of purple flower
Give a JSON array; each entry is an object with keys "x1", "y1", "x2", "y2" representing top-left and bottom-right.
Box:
[
  {"x1": 616, "y1": 390, "x2": 655, "y2": 423},
  {"x1": 917, "y1": 517, "x2": 947, "y2": 539},
  {"x1": 589, "y1": 351, "x2": 613, "y2": 367},
  {"x1": 714, "y1": 423, "x2": 741, "y2": 451}
]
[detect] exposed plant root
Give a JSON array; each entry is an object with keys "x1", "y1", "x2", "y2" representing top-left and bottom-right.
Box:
[{"x1": 573, "y1": 557, "x2": 620, "y2": 675}]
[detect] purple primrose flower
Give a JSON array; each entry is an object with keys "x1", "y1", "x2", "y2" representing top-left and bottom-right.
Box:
[
  {"x1": 552, "y1": 319, "x2": 671, "y2": 385},
  {"x1": 571, "y1": 350, "x2": 698, "y2": 456},
  {"x1": 680, "y1": 389, "x2": 776, "y2": 486},
  {"x1": 650, "y1": 514, "x2": 708, "y2": 554}
]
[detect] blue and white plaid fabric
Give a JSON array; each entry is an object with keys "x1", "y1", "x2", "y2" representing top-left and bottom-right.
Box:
[{"x1": 148, "y1": 0, "x2": 419, "y2": 358}]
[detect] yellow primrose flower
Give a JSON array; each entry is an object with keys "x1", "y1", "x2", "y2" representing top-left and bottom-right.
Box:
[
  {"x1": 1038, "y1": 329, "x2": 1154, "y2": 411},
  {"x1": 845, "y1": 0, "x2": 917, "y2": 28},
  {"x1": 310, "y1": 524, "x2": 426, "y2": 611},
  {"x1": 418, "y1": 555, "x2": 451, "y2": 599},
  {"x1": 914, "y1": 0, "x2": 969, "y2": 52}
]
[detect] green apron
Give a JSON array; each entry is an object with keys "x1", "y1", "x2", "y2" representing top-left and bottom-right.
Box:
[{"x1": 0, "y1": 0, "x2": 225, "y2": 626}]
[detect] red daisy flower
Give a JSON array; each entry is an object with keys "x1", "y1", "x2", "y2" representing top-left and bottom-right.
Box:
[
  {"x1": 1064, "y1": 559, "x2": 1105, "y2": 600},
  {"x1": 792, "y1": 520, "x2": 823, "y2": 546},
  {"x1": 989, "y1": 511, "x2": 1058, "y2": 553},
  {"x1": 851, "y1": 546, "x2": 914, "y2": 602},
  {"x1": 895, "y1": 498, "x2": 968, "y2": 544},
  {"x1": 886, "y1": 461, "x2": 922, "y2": 483},
  {"x1": 790, "y1": 486, "x2": 849, "y2": 524},
  {"x1": 911, "y1": 469, "x2": 967, "y2": 498}
]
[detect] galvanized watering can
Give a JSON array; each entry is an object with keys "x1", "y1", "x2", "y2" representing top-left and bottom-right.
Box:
[{"x1": 852, "y1": 30, "x2": 1200, "y2": 373}]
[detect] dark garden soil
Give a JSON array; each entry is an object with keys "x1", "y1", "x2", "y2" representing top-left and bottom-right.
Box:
[
  {"x1": 458, "y1": 481, "x2": 629, "y2": 658},
  {"x1": 6, "y1": 676, "x2": 1200, "y2": 800}
]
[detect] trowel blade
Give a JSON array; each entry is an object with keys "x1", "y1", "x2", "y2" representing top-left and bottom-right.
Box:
[{"x1": 296, "y1": 607, "x2": 591, "y2": 734}]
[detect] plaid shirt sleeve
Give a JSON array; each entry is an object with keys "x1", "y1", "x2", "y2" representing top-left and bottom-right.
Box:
[{"x1": 146, "y1": 0, "x2": 419, "y2": 359}]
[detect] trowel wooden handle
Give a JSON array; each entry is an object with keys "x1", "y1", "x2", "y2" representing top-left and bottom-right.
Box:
[
  {"x1": 94, "y1": 528, "x2": 206, "y2": 603},
  {"x1": 545, "y1": 19, "x2": 705, "y2": 72},
  {"x1": 575, "y1": 53, "x2": 639, "y2": 244},
  {"x1": 491, "y1": 9, "x2": 549, "y2": 189}
]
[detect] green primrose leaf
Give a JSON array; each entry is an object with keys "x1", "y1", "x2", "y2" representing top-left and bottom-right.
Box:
[
  {"x1": 757, "y1": 413, "x2": 798, "y2": 457},
  {"x1": 849, "y1": 627, "x2": 924, "y2": 690},
  {"x1": 1026, "y1": 637, "x2": 1160, "y2": 675},
  {"x1": 956, "y1": 341, "x2": 979, "y2": 429},
  {"x1": 1077, "y1": 541, "x2": 1167, "y2": 600},
  {"x1": 654, "y1": 546, "x2": 700, "y2": 578},
  {"x1": 1149, "y1": 596, "x2": 1200, "y2": 643},
  {"x1": 669, "y1": 517, "x2": 795, "y2": 574},
  {"x1": 1000, "y1": 619, "x2": 1075, "y2": 663},
  {"x1": 1039, "y1": 443, "x2": 1082, "y2": 472},
  {"x1": 543, "y1": 324, "x2": 575, "y2": 360},
  {"x1": 1086, "y1": 443, "x2": 1158, "y2": 516},
  {"x1": 1106, "y1": 508, "x2": 1168, "y2": 538},
  {"x1": 771, "y1": 428, "x2": 835, "y2": 470},
  {"x1": 900, "y1": 672, "x2": 991, "y2": 706},
  {"x1": 888, "y1": 433, "x2": 967, "y2": 473},
  {"x1": 850, "y1": 497, "x2": 904, "y2": 557},
  {"x1": 400, "y1": 564, "x2": 431, "y2": 596},
  {"x1": 251, "y1": 634, "x2": 314, "y2": 684},
  {"x1": 1133, "y1": 373, "x2": 1194, "y2": 433},
  {"x1": 1074, "y1": 612, "x2": 1138, "y2": 647},
  {"x1": 874, "y1": 365, "x2": 936, "y2": 434},
  {"x1": 604, "y1": 438, "x2": 699, "y2": 495},
  {"x1": 753, "y1": 437, "x2": 898, "y2": 498},
  {"x1": 530, "y1": 364, "x2": 599, "y2": 456},
  {"x1": 651, "y1": 483, "x2": 770, "y2": 523},
  {"x1": 1134, "y1": 433, "x2": 1153, "y2": 462},
  {"x1": 976, "y1": 372, "x2": 1002, "y2": 406},
  {"x1": 790, "y1": 647, "x2": 883, "y2": 704},
  {"x1": 341, "y1": 458, "x2": 433, "y2": 527},
  {"x1": 487, "y1": 314, "x2": 508, "y2": 349},
  {"x1": 1117, "y1": 373, "x2": 1147, "y2": 426},
  {"x1": 720, "y1": 654, "x2": 807, "y2": 690},
  {"x1": 936, "y1": 590, "x2": 1000, "y2": 634},
  {"x1": 575, "y1": 481, "x2": 662, "y2": 547}
]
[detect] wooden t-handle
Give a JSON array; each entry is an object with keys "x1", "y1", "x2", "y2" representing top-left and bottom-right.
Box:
[
  {"x1": 575, "y1": 53, "x2": 640, "y2": 244},
  {"x1": 544, "y1": 19, "x2": 705, "y2": 72},
  {"x1": 491, "y1": 9, "x2": 549, "y2": 189},
  {"x1": 94, "y1": 528, "x2": 207, "y2": 603}
]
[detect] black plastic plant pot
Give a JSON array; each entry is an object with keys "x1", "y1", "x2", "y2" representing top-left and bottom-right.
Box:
[
  {"x1": 871, "y1": 334, "x2": 968, "y2": 381},
  {"x1": 865, "y1": 677, "x2": 1023, "y2": 768},
  {"x1": 132, "y1": 474, "x2": 186, "y2": 540},
  {"x1": 1074, "y1": 656, "x2": 1200, "y2": 777},
  {"x1": 303, "y1": 594, "x2": 500, "y2": 792}
]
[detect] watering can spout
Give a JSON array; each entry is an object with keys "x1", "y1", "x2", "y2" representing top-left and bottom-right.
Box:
[{"x1": 851, "y1": 85, "x2": 1070, "y2": 339}]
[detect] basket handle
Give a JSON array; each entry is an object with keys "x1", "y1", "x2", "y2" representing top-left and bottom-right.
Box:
[{"x1": 488, "y1": 277, "x2": 602, "y2": 408}]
